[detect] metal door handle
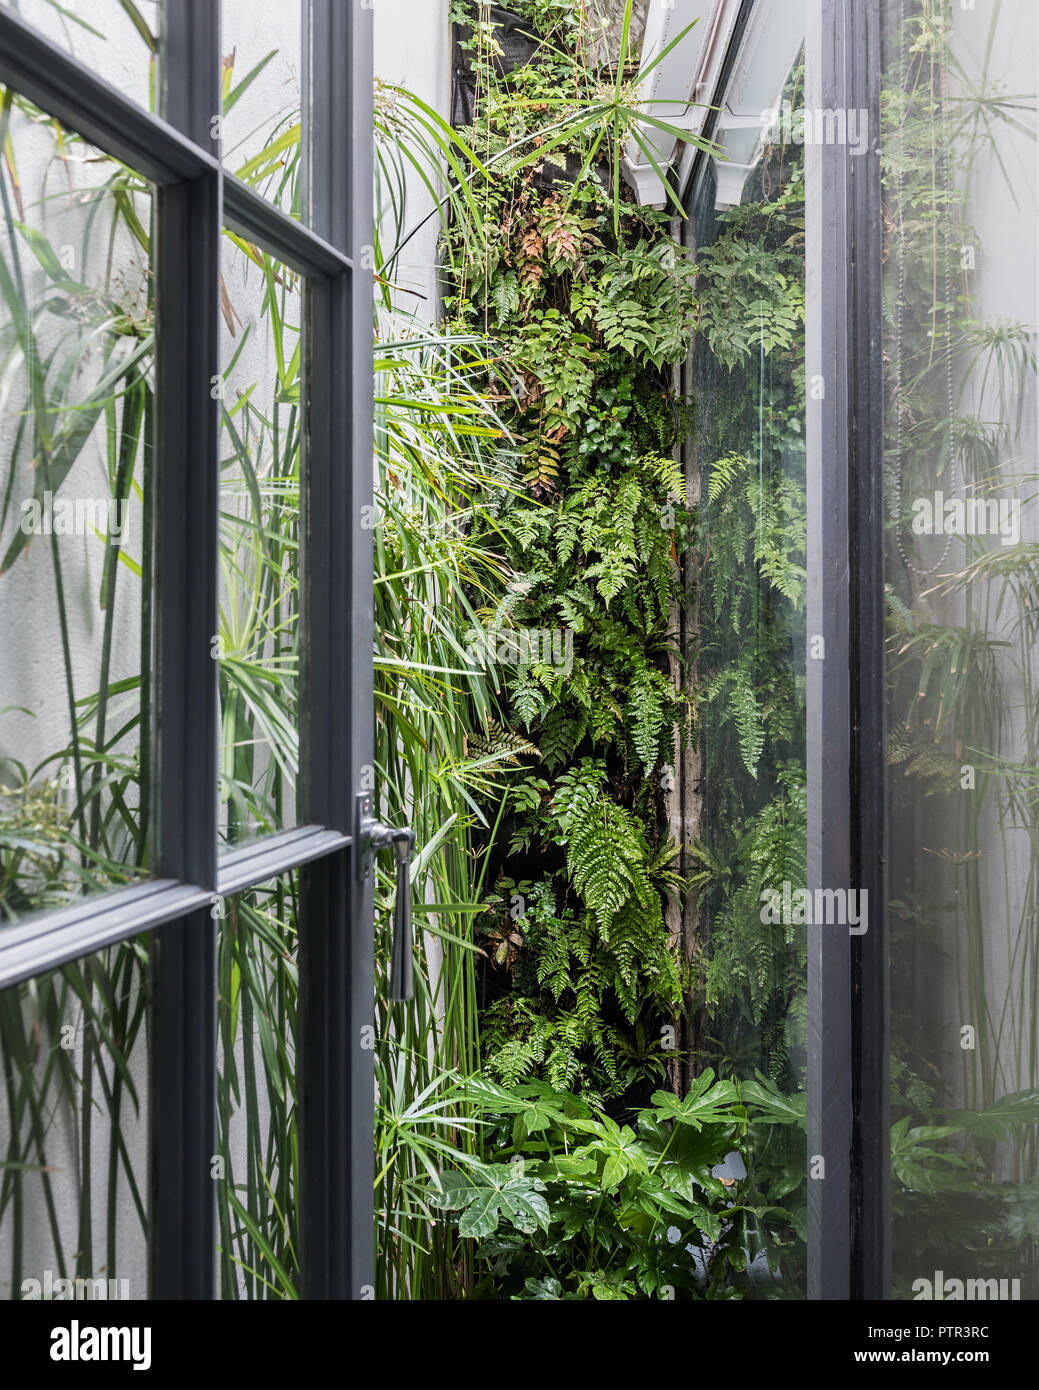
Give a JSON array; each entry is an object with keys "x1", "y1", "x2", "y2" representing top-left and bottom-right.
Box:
[{"x1": 366, "y1": 817, "x2": 416, "y2": 1001}]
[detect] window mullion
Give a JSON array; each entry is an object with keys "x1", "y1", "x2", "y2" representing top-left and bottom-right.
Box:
[
  {"x1": 150, "y1": 0, "x2": 222, "y2": 1302},
  {"x1": 298, "y1": 0, "x2": 375, "y2": 1300}
]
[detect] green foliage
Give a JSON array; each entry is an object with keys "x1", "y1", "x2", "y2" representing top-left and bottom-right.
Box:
[
  {"x1": 697, "y1": 762, "x2": 807, "y2": 1033},
  {"x1": 428, "y1": 1163, "x2": 551, "y2": 1239},
  {"x1": 428, "y1": 1073, "x2": 749, "y2": 1300},
  {"x1": 445, "y1": 2, "x2": 703, "y2": 1112},
  {"x1": 551, "y1": 761, "x2": 656, "y2": 936},
  {"x1": 880, "y1": 0, "x2": 1039, "y2": 1296},
  {"x1": 696, "y1": 167, "x2": 806, "y2": 372},
  {"x1": 690, "y1": 145, "x2": 808, "y2": 1112},
  {"x1": 581, "y1": 238, "x2": 699, "y2": 368},
  {"x1": 477, "y1": 880, "x2": 679, "y2": 1103}
]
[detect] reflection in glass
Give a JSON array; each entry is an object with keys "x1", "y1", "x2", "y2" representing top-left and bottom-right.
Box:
[
  {"x1": 221, "y1": 0, "x2": 303, "y2": 221},
  {"x1": 0, "y1": 92, "x2": 153, "y2": 923},
  {"x1": 216, "y1": 872, "x2": 299, "y2": 1300},
  {"x1": 0, "y1": 0, "x2": 159, "y2": 112}
]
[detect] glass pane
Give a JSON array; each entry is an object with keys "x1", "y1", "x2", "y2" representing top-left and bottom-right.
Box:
[
  {"x1": 0, "y1": 91, "x2": 154, "y2": 924},
  {"x1": 0, "y1": 937, "x2": 152, "y2": 1301},
  {"x1": 682, "y1": 34, "x2": 808, "y2": 1296},
  {"x1": 217, "y1": 235, "x2": 301, "y2": 847},
  {"x1": 882, "y1": 0, "x2": 1039, "y2": 1299},
  {"x1": 0, "y1": 0, "x2": 160, "y2": 113},
  {"x1": 221, "y1": 0, "x2": 303, "y2": 222},
  {"x1": 216, "y1": 872, "x2": 299, "y2": 1300}
]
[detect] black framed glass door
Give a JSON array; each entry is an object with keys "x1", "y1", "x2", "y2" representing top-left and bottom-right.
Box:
[{"x1": 0, "y1": 0, "x2": 375, "y2": 1301}]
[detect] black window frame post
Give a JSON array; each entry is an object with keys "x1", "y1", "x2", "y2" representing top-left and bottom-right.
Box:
[
  {"x1": 151, "y1": 0, "x2": 222, "y2": 1303},
  {"x1": 0, "y1": 0, "x2": 375, "y2": 1301},
  {"x1": 806, "y1": 0, "x2": 888, "y2": 1301},
  {"x1": 299, "y1": 0, "x2": 376, "y2": 1301},
  {"x1": 844, "y1": 0, "x2": 889, "y2": 1304}
]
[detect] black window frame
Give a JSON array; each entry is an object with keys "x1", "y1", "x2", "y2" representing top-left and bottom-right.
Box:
[
  {"x1": 0, "y1": 0, "x2": 375, "y2": 1300},
  {"x1": 807, "y1": 0, "x2": 888, "y2": 1303}
]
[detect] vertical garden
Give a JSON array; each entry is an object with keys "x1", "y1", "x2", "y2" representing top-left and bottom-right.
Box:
[
  {"x1": 2, "y1": 0, "x2": 1037, "y2": 1308},
  {"x1": 378, "y1": 0, "x2": 810, "y2": 1299}
]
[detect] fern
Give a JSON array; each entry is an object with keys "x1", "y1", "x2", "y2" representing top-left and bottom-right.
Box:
[
  {"x1": 491, "y1": 269, "x2": 520, "y2": 325},
  {"x1": 446, "y1": 26, "x2": 703, "y2": 1109},
  {"x1": 626, "y1": 667, "x2": 669, "y2": 777},
  {"x1": 706, "y1": 665, "x2": 766, "y2": 778},
  {"x1": 550, "y1": 760, "x2": 656, "y2": 934}
]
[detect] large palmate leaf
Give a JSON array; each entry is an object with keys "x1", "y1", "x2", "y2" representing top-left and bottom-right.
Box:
[
  {"x1": 741, "y1": 1077, "x2": 807, "y2": 1128},
  {"x1": 637, "y1": 1114, "x2": 735, "y2": 1203},
  {"x1": 890, "y1": 1118, "x2": 970, "y2": 1195},
  {"x1": 648, "y1": 1069, "x2": 741, "y2": 1131},
  {"x1": 428, "y1": 1163, "x2": 550, "y2": 1238},
  {"x1": 948, "y1": 1090, "x2": 1039, "y2": 1142}
]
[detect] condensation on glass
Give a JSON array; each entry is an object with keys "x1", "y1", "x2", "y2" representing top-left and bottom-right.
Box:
[
  {"x1": 0, "y1": 92, "x2": 153, "y2": 924},
  {"x1": 882, "y1": 0, "x2": 1039, "y2": 1301}
]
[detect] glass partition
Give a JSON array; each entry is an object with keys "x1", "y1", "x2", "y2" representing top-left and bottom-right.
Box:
[
  {"x1": 682, "y1": 9, "x2": 808, "y2": 1298},
  {"x1": 221, "y1": 0, "x2": 303, "y2": 221},
  {"x1": 881, "y1": 0, "x2": 1039, "y2": 1301},
  {"x1": 0, "y1": 937, "x2": 152, "y2": 1301},
  {"x1": 0, "y1": 0, "x2": 159, "y2": 112},
  {"x1": 217, "y1": 238, "x2": 302, "y2": 847}
]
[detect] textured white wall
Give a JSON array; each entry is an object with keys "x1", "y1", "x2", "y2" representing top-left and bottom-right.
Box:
[{"x1": 374, "y1": 0, "x2": 451, "y2": 318}]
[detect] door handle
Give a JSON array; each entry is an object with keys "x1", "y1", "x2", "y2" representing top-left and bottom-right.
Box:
[
  {"x1": 358, "y1": 797, "x2": 416, "y2": 1001},
  {"x1": 375, "y1": 823, "x2": 415, "y2": 1002}
]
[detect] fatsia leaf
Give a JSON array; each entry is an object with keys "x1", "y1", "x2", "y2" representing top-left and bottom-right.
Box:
[
  {"x1": 890, "y1": 1117, "x2": 969, "y2": 1194},
  {"x1": 741, "y1": 1078, "x2": 807, "y2": 1128},
  {"x1": 428, "y1": 1163, "x2": 550, "y2": 1238},
  {"x1": 649, "y1": 1069, "x2": 740, "y2": 1130},
  {"x1": 947, "y1": 1090, "x2": 1039, "y2": 1142}
]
